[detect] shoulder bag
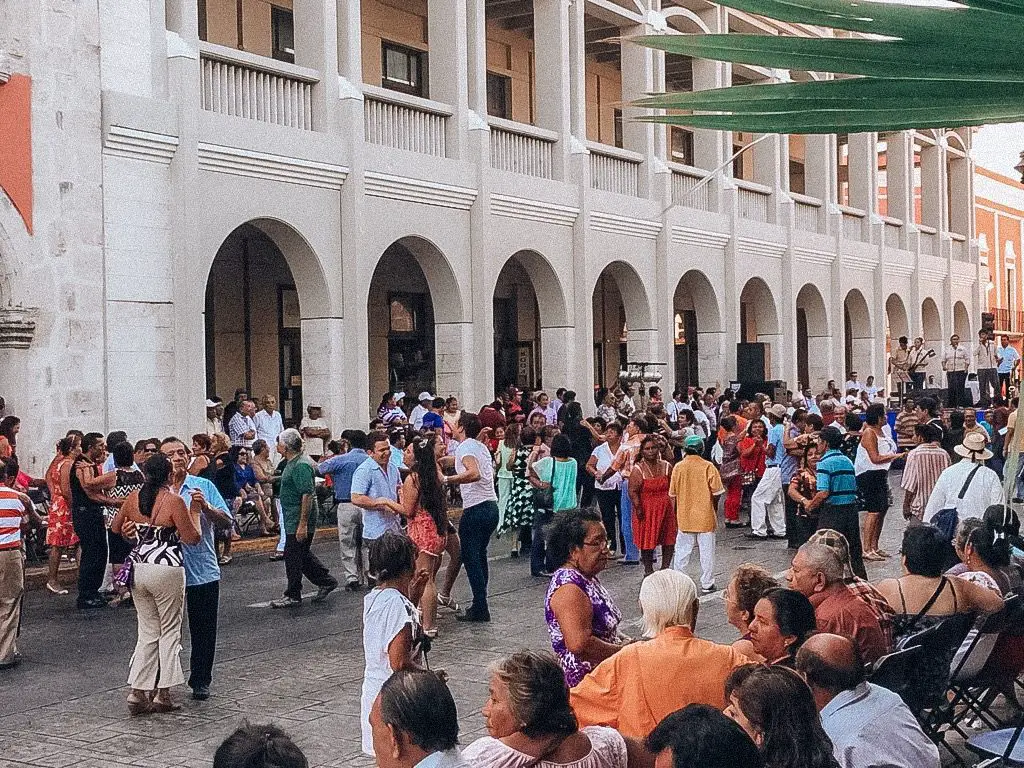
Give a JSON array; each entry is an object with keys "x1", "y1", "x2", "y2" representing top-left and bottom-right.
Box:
[{"x1": 932, "y1": 465, "x2": 981, "y2": 542}]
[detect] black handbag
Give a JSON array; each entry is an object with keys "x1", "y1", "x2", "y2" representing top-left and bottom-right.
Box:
[
  {"x1": 532, "y1": 461, "x2": 557, "y2": 513},
  {"x1": 933, "y1": 464, "x2": 981, "y2": 541}
]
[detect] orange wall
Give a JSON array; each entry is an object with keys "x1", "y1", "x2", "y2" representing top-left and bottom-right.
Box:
[
  {"x1": 0, "y1": 74, "x2": 33, "y2": 234},
  {"x1": 361, "y1": 0, "x2": 428, "y2": 89},
  {"x1": 976, "y1": 168, "x2": 1024, "y2": 320}
]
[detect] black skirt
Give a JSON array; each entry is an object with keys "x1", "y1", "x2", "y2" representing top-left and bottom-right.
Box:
[{"x1": 856, "y1": 469, "x2": 890, "y2": 514}]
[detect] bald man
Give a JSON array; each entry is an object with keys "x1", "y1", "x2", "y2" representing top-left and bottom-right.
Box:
[{"x1": 795, "y1": 634, "x2": 938, "y2": 768}]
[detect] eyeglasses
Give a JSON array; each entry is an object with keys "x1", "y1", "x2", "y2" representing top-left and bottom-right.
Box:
[{"x1": 581, "y1": 539, "x2": 611, "y2": 550}]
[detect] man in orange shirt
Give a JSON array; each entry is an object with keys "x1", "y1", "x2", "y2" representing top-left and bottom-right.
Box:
[
  {"x1": 669, "y1": 435, "x2": 725, "y2": 593},
  {"x1": 570, "y1": 570, "x2": 749, "y2": 738}
]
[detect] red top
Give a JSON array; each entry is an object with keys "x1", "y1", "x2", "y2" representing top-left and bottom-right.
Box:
[{"x1": 739, "y1": 437, "x2": 766, "y2": 477}]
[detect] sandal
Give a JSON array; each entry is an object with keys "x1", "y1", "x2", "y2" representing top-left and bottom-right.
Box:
[
  {"x1": 875, "y1": 549, "x2": 892, "y2": 558},
  {"x1": 423, "y1": 628, "x2": 439, "y2": 638},
  {"x1": 150, "y1": 699, "x2": 181, "y2": 713},
  {"x1": 127, "y1": 698, "x2": 152, "y2": 716},
  {"x1": 46, "y1": 583, "x2": 69, "y2": 595},
  {"x1": 863, "y1": 550, "x2": 884, "y2": 561},
  {"x1": 437, "y1": 593, "x2": 459, "y2": 612}
]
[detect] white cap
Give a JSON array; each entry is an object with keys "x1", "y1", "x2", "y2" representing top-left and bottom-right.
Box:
[
  {"x1": 418, "y1": 391, "x2": 435, "y2": 402},
  {"x1": 205, "y1": 399, "x2": 218, "y2": 408},
  {"x1": 394, "y1": 391, "x2": 406, "y2": 401},
  {"x1": 307, "y1": 402, "x2": 322, "y2": 409}
]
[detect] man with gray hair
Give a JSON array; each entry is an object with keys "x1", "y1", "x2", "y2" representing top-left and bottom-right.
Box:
[
  {"x1": 787, "y1": 541, "x2": 889, "y2": 663},
  {"x1": 270, "y1": 428, "x2": 337, "y2": 608}
]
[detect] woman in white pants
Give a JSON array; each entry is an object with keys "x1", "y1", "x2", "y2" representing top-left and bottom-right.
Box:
[{"x1": 112, "y1": 454, "x2": 201, "y2": 715}]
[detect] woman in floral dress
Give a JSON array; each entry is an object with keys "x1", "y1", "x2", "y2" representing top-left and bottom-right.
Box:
[
  {"x1": 500, "y1": 426, "x2": 536, "y2": 558},
  {"x1": 45, "y1": 435, "x2": 80, "y2": 595}
]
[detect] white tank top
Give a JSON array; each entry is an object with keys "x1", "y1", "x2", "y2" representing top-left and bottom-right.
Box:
[{"x1": 854, "y1": 429, "x2": 896, "y2": 475}]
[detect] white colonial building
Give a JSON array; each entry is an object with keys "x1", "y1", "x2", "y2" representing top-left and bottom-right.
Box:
[{"x1": 0, "y1": 0, "x2": 980, "y2": 470}]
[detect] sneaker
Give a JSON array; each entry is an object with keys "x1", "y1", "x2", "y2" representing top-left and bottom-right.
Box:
[
  {"x1": 311, "y1": 584, "x2": 338, "y2": 603},
  {"x1": 744, "y1": 532, "x2": 768, "y2": 540},
  {"x1": 269, "y1": 596, "x2": 302, "y2": 609},
  {"x1": 701, "y1": 584, "x2": 718, "y2": 595},
  {"x1": 218, "y1": 555, "x2": 233, "y2": 565},
  {"x1": 269, "y1": 553, "x2": 285, "y2": 562},
  {"x1": 191, "y1": 685, "x2": 210, "y2": 701}
]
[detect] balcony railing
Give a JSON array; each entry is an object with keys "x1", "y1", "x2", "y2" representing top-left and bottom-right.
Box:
[
  {"x1": 993, "y1": 307, "x2": 1024, "y2": 333},
  {"x1": 735, "y1": 180, "x2": 771, "y2": 223},
  {"x1": 669, "y1": 162, "x2": 713, "y2": 212},
  {"x1": 791, "y1": 192, "x2": 822, "y2": 233},
  {"x1": 839, "y1": 205, "x2": 866, "y2": 241},
  {"x1": 950, "y1": 232, "x2": 969, "y2": 262},
  {"x1": 588, "y1": 142, "x2": 642, "y2": 196},
  {"x1": 882, "y1": 216, "x2": 903, "y2": 249},
  {"x1": 199, "y1": 42, "x2": 317, "y2": 130},
  {"x1": 489, "y1": 118, "x2": 557, "y2": 179},
  {"x1": 919, "y1": 224, "x2": 937, "y2": 256},
  {"x1": 363, "y1": 85, "x2": 451, "y2": 158}
]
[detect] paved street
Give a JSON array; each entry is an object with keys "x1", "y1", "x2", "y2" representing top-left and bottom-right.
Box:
[{"x1": 2, "y1": 498, "x2": 912, "y2": 768}]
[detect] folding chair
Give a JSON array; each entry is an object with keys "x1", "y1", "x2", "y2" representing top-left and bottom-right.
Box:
[
  {"x1": 233, "y1": 498, "x2": 263, "y2": 537},
  {"x1": 867, "y1": 645, "x2": 922, "y2": 701},
  {"x1": 967, "y1": 717, "x2": 1024, "y2": 766}
]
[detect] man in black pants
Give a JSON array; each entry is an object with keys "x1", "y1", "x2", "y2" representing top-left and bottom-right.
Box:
[
  {"x1": 160, "y1": 437, "x2": 232, "y2": 700},
  {"x1": 70, "y1": 433, "x2": 116, "y2": 609},
  {"x1": 804, "y1": 426, "x2": 866, "y2": 579}
]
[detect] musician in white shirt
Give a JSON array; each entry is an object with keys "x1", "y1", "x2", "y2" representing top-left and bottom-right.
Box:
[
  {"x1": 907, "y1": 337, "x2": 935, "y2": 391},
  {"x1": 941, "y1": 334, "x2": 971, "y2": 408}
]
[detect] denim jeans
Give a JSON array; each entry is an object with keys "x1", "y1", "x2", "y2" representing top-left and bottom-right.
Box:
[
  {"x1": 531, "y1": 508, "x2": 552, "y2": 575},
  {"x1": 619, "y1": 485, "x2": 640, "y2": 562},
  {"x1": 458, "y1": 500, "x2": 499, "y2": 616}
]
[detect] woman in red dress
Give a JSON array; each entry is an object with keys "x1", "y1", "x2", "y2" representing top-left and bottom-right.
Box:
[
  {"x1": 628, "y1": 435, "x2": 675, "y2": 576},
  {"x1": 45, "y1": 435, "x2": 81, "y2": 595}
]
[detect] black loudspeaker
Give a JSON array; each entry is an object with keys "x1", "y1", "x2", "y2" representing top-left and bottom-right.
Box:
[
  {"x1": 737, "y1": 342, "x2": 767, "y2": 383},
  {"x1": 982, "y1": 312, "x2": 995, "y2": 334},
  {"x1": 736, "y1": 380, "x2": 787, "y2": 401}
]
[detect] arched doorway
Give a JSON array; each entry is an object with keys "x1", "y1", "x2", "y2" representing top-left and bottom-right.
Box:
[
  {"x1": 953, "y1": 300, "x2": 971, "y2": 340},
  {"x1": 205, "y1": 222, "x2": 305, "y2": 425},
  {"x1": 739, "y1": 278, "x2": 781, "y2": 382},
  {"x1": 672, "y1": 270, "x2": 722, "y2": 390},
  {"x1": 885, "y1": 294, "x2": 911, "y2": 393},
  {"x1": 592, "y1": 262, "x2": 655, "y2": 392},
  {"x1": 492, "y1": 250, "x2": 569, "y2": 393},
  {"x1": 843, "y1": 289, "x2": 873, "y2": 383},
  {"x1": 922, "y1": 296, "x2": 943, "y2": 358},
  {"x1": 367, "y1": 237, "x2": 463, "y2": 411},
  {"x1": 795, "y1": 284, "x2": 829, "y2": 392}
]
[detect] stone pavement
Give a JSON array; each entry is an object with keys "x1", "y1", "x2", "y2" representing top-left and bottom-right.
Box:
[{"x1": 0, "y1": 485, "x2": 946, "y2": 767}]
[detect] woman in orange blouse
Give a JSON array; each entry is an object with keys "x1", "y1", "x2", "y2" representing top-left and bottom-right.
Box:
[{"x1": 570, "y1": 569, "x2": 749, "y2": 739}]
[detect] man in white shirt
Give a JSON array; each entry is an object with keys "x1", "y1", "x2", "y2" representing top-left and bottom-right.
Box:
[
  {"x1": 299, "y1": 403, "x2": 330, "y2": 460},
  {"x1": 254, "y1": 394, "x2": 284, "y2": 462},
  {"x1": 796, "y1": 634, "x2": 939, "y2": 768},
  {"x1": 409, "y1": 392, "x2": 434, "y2": 431},
  {"x1": 975, "y1": 330, "x2": 1000, "y2": 407},
  {"x1": 443, "y1": 412, "x2": 498, "y2": 623},
  {"x1": 844, "y1": 372, "x2": 863, "y2": 395},
  {"x1": 227, "y1": 400, "x2": 257, "y2": 448},
  {"x1": 998, "y1": 334, "x2": 1021, "y2": 399},
  {"x1": 942, "y1": 334, "x2": 971, "y2": 408},
  {"x1": 924, "y1": 432, "x2": 1003, "y2": 525}
]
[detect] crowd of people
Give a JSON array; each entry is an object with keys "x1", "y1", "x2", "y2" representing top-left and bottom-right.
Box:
[{"x1": 3, "y1": 371, "x2": 1024, "y2": 767}]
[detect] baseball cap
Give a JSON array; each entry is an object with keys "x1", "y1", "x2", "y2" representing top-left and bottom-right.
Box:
[
  {"x1": 307, "y1": 402, "x2": 322, "y2": 409},
  {"x1": 418, "y1": 391, "x2": 435, "y2": 402},
  {"x1": 205, "y1": 399, "x2": 218, "y2": 408},
  {"x1": 394, "y1": 391, "x2": 406, "y2": 401},
  {"x1": 808, "y1": 529, "x2": 854, "y2": 580}
]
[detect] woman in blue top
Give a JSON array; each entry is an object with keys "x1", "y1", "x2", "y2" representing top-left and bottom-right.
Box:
[
  {"x1": 230, "y1": 445, "x2": 275, "y2": 537},
  {"x1": 530, "y1": 434, "x2": 578, "y2": 577}
]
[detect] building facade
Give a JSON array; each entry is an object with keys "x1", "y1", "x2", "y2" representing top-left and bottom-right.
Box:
[
  {"x1": 0, "y1": 0, "x2": 980, "y2": 470},
  {"x1": 976, "y1": 166, "x2": 1024, "y2": 356}
]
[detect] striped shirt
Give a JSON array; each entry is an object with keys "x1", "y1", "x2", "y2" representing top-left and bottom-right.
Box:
[
  {"x1": 815, "y1": 449, "x2": 859, "y2": 507},
  {"x1": 900, "y1": 444, "x2": 950, "y2": 518},
  {"x1": 0, "y1": 486, "x2": 25, "y2": 551}
]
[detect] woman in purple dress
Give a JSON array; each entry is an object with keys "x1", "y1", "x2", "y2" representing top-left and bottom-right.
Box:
[{"x1": 545, "y1": 508, "x2": 628, "y2": 686}]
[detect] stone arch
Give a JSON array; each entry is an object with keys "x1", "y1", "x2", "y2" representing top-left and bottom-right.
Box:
[
  {"x1": 796, "y1": 283, "x2": 830, "y2": 391},
  {"x1": 592, "y1": 260, "x2": 657, "y2": 390},
  {"x1": 673, "y1": 269, "x2": 724, "y2": 390},
  {"x1": 843, "y1": 288, "x2": 873, "y2": 381},
  {"x1": 204, "y1": 218, "x2": 332, "y2": 425},
  {"x1": 922, "y1": 297, "x2": 943, "y2": 357},
  {"x1": 368, "y1": 235, "x2": 466, "y2": 408},
  {"x1": 953, "y1": 300, "x2": 971, "y2": 340},
  {"x1": 739, "y1": 277, "x2": 782, "y2": 380},
  {"x1": 886, "y1": 294, "x2": 910, "y2": 341},
  {"x1": 492, "y1": 249, "x2": 571, "y2": 391}
]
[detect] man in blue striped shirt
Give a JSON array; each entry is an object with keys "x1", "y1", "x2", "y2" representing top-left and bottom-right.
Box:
[{"x1": 806, "y1": 426, "x2": 866, "y2": 578}]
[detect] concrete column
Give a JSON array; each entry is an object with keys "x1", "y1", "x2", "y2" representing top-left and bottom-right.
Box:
[
  {"x1": 692, "y1": 6, "x2": 728, "y2": 172},
  {"x1": 804, "y1": 135, "x2": 833, "y2": 235},
  {"x1": 295, "y1": 0, "x2": 340, "y2": 133},
  {"x1": 948, "y1": 153, "x2": 972, "y2": 236},
  {"x1": 541, "y1": 326, "x2": 577, "y2": 395},
  {"x1": 626, "y1": 328, "x2": 661, "y2": 366},
  {"x1": 847, "y1": 133, "x2": 877, "y2": 214},
  {"x1": 621, "y1": 13, "x2": 661, "y2": 199},
  {"x1": 428, "y1": 0, "x2": 469, "y2": 159},
  {"x1": 300, "y1": 317, "x2": 348, "y2": 434},
  {"x1": 920, "y1": 141, "x2": 946, "y2": 232},
  {"x1": 696, "y1": 331, "x2": 727, "y2": 390},
  {"x1": 752, "y1": 135, "x2": 784, "y2": 223},
  {"x1": 435, "y1": 321, "x2": 475, "y2": 408},
  {"x1": 533, "y1": 0, "x2": 574, "y2": 181}
]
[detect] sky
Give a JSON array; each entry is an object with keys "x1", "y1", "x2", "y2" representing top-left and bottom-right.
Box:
[{"x1": 973, "y1": 123, "x2": 1024, "y2": 179}]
